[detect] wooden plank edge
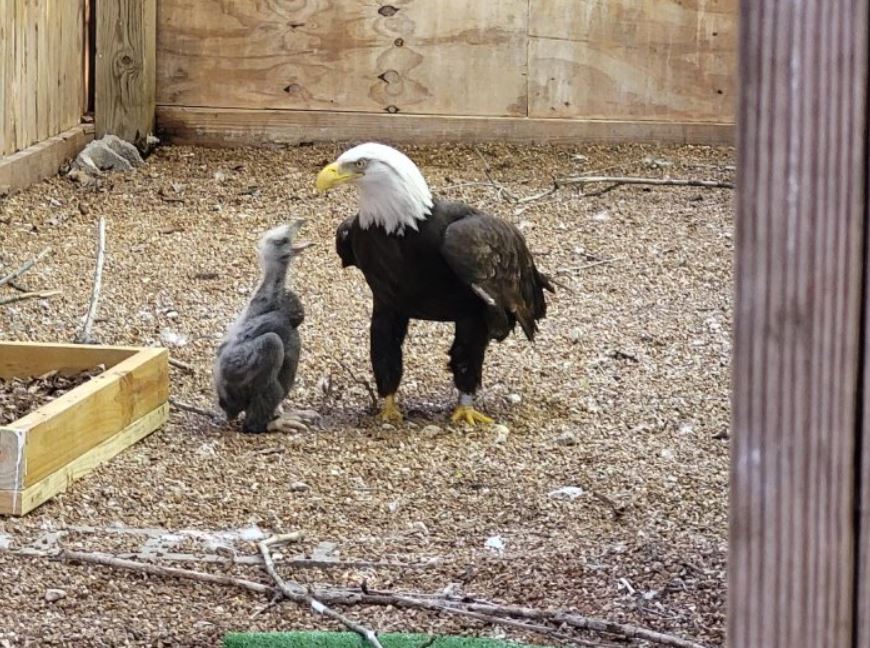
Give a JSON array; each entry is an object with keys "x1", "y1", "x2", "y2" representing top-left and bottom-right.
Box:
[
  {"x1": 0, "y1": 341, "x2": 143, "y2": 378},
  {"x1": 156, "y1": 106, "x2": 735, "y2": 147},
  {"x1": 12, "y1": 347, "x2": 168, "y2": 434},
  {"x1": 0, "y1": 123, "x2": 94, "y2": 196},
  {"x1": 0, "y1": 402, "x2": 169, "y2": 516},
  {"x1": 0, "y1": 427, "x2": 26, "y2": 491}
]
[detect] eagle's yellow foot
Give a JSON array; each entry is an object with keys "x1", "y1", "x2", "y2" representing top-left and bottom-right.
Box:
[
  {"x1": 450, "y1": 405, "x2": 494, "y2": 426},
  {"x1": 379, "y1": 394, "x2": 403, "y2": 423}
]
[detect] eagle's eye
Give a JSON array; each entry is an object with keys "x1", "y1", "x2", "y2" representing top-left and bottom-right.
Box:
[{"x1": 354, "y1": 159, "x2": 367, "y2": 170}]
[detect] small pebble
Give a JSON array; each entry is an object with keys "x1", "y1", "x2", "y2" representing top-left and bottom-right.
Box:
[
  {"x1": 420, "y1": 424, "x2": 443, "y2": 438},
  {"x1": 492, "y1": 424, "x2": 509, "y2": 444},
  {"x1": 506, "y1": 393, "x2": 522, "y2": 405},
  {"x1": 288, "y1": 481, "x2": 309, "y2": 492},
  {"x1": 44, "y1": 589, "x2": 66, "y2": 603},
  {"x1": 554, "y1": 430, "x2": 578, "y2": 446}
]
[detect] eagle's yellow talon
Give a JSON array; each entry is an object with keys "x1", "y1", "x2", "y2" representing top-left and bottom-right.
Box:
[
  {"x1": 450, "y1": 405, "x2": 494, "y2": 426},
  {"x1": 379, "y1": 394, "x2": 403, "y2": 423}
]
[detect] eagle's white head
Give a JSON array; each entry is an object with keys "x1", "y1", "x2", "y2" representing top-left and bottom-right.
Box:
[{"x1": 315, "y1": 142, "x2": 434, "y2": 235}]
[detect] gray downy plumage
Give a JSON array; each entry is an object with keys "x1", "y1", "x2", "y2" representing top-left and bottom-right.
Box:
[{"x1": 213, "y1": 220, "x2": 311, "y2": 433}]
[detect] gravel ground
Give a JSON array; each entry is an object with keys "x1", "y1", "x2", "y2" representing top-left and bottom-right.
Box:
[{"x1": 0, "y1": 142, "x2": 734, "y2": 647}]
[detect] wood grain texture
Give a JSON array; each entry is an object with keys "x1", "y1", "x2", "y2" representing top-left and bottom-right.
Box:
[
  {"x1": 528, "y1": 0, "x2": 736, "y2": 121},
  {"x1": 19, "y1": 348, "x2": 168, "y2": 487},
  {"x1": 729, "y1": 0, "x2": 869, "y2": 646},
  {"x1": 0, "y1": 0, "x2": 86, "y2": 157},
  {"x1": 156, "y1": 106, "x2": 735, "y2": 147},
  {"x1": 0, "y1": 341, "x2": 138, "y2": 379},
  {"x1": 96, "y1": 0, "x2": 156, "y2": 147},
  {"x1": 9, "y1": 404, "x2": 169, "y2": 517},
  {"x1": 0, "y1": 124, "x2": 93, "y2": 196},
  {"x1": 156, "y1": 0, "x2": 528, "y2": 117}
]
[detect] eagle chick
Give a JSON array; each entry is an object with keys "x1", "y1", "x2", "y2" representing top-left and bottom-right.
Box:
[{"x1": 213, "y1": 221, "x2": 314, "y2": 433}]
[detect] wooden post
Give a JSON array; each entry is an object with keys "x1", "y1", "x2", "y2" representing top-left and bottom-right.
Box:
[
  {"x1": 95, "y1": 0, "x2": 155, "y2": 149},
  {"x1": 730, "y1": 1, "x2": 870, "y2": 647}
]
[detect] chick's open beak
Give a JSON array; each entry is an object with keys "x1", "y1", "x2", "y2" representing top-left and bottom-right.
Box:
[{"x1": 315, "y1": 161, "x2": 360, "y2": 193}]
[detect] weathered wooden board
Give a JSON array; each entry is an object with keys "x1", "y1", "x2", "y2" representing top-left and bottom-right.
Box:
[
  {"x1": 0, "y1": 124, "x2": 93, "y2": 196},
  {"x1": 528, "y1": 0, "x2": 736, "y2": 122},
  {"x1": 95, "y1": 0, "x2": 156, "y2": 147},
  {"x1": 157, "y1": 106, "x2": 734, "y2": 147},
  {"x1": 157, "y1": 0, "x2": 528, "y2": 117},
  {"x1": 0, "y1": 0, "x2": 86, "y2": 157},
  {"x1": 729, "y1": 0, "x2": 869, "y2": 646}
]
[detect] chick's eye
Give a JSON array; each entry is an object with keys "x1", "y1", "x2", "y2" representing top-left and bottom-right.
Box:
[{"x1": 275, "y1": 237, "x2": 289, "y2": 246}]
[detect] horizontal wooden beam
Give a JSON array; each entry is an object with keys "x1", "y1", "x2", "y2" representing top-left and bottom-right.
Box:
[
  {"x1": 0, "y1": 341, "x2": 141, "y2": 379},
  {"x1": 0, "y1": 124, "x2": 93, "y2": 195},
  {"x1": 157, "y1": 106, "x2": 735, "y2": 147}
]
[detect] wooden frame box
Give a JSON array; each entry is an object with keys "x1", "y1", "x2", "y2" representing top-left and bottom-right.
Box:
[{"x1": 0, "y1": 342, "x2": 169, "y2": 516}]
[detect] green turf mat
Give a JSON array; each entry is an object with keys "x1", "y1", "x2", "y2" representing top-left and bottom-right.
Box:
[{"x1": 223, "y1": 631, "x2": 548, "y2": 648}]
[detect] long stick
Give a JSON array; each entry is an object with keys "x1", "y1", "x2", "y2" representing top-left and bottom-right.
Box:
[
  {"x1": 60, "y1": 549, "x2": 273, "y2": 594},
  {"x1": 557, "y1": 175, "x2": 734, "y2": 190},
  {"x1": 257, "y1": 536, "x2": 385, "y2": 648},
  {"x1": 0, "y1": 289, "x2": 61, "y2": 306},
  {"x1": 76, "y1": 217, "x2": 106, "y2": 343},
  {"x1": 0, "y1": 247, "x2": 51, "y2": 287},
  {"x1": 55, "y1": 548, "x2": 709, "y2": 648}
]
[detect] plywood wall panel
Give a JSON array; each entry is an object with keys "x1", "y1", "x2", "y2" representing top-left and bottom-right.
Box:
[
  {"x1": 157, "y1": 0, "x2": 528, "y2": 117},
  {"x1": 528, "y1": 0, "x2": 736, "y2": 122}
]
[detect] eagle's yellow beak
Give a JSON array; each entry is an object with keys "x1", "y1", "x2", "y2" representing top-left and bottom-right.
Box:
[{"x1": 315, "y1": 161, "x2": 360, "y2": 193}]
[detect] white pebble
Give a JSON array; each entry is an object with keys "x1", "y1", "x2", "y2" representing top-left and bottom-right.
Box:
[
  {"x1": 288, "y1": 481, "x2": 309, "y2": 492},
  {"x1": 420, "y1": 424, "x2": 443, "y2": 438},
  {"x1": 548, "y1": 486, "x2": 584, "y2": 500},
  {"x1": 506, "y1": 393, "x2": 522, "y2": 405},
  {"x1": 554, "y1": 430, "x2": 579, "y2": 446},
  {"x1": 492, "y1": 424, "x2": 509, "y2": 444},
  {"x1": 660, "y1": 448, "x2": 675, "y2": 461},
  {"x1": 44, "y1": 589, "x2": 66, "y2": 603},
  {"x1": 485, "y1": 535, "x2": 505, "y2": 555}
]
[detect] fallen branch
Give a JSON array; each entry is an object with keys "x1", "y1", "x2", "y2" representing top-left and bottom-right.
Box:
[
  {"x1": 169, "y1": 357, "x2": 196, "y2": 373},
  {"x1": 75, "y1": 217, "x2": 106, "y2": 343},
  {"x1": 557, "y1": 175, "x2": 734, "y2": 190},
  {"x1": 52, "y1": 548, "x2": 709, "y2": 648},
  {"x1": 0, "y1": 289, "x2": 61, "y2": 306},
  {"x1": 258, "y1": 535, "x2": 385, "y2": 648},
  {"x1": 59, "y1": 549, "x2": 273, "y2": 594},
  {"x1": 0, "y1": 247, "x2": 51, "y2": 287},
  {"x1": 338, "y1": 360, "x2": 378, "y2": 411}
]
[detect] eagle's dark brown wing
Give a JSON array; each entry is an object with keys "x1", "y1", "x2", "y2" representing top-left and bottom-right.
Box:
[{"x1": 440, "y1": 211, "x2": 554, "y2": 340}]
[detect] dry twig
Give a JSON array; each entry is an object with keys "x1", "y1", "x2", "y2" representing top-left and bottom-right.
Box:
[
  {"x1": 169, "y1": 357, "x2": 196, "y2": 373},
  {"x1": 169, "y1": 398, "x2": 222, "y2": 422},
  {"x1": 59, "y1": 549, "x2": 273, "y2": 594},
  {"x1": 473, "y1": 149, "x2": 519, "y2": 203},
  {"x1": 258, "y1": 534, "x2": 385, "y2": 648},
  {"x1": 338, "y1": 360, "x2": 378, "y2": 410},
  {"x1": 0, "y1": 289, "x2": 61, "y2": 306},
  {"x1": 557, "y1": 175, "x2": 734, "y2": 190},
  {"x1": 75, "y1": 217, "x2": 106, "y2": 343},
  {"x1": 0, "y1": 247, "x2": 51, "y2": 288}
]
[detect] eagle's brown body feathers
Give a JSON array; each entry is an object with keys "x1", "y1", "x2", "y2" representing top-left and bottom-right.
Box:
[{"x1": 336, "y1": 198, "x2": 553, "y2": 400}]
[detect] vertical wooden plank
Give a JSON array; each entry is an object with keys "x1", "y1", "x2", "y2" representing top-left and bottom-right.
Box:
[
  {"x1": 0, "y1": 0, "x2": 11, "y2": 155},
  {"x1": 59, "y1": 0, "x2": 85, "y2": 131},
  {"x1": 35, "y1": 0, "x2": 50, "y2": 141},
  {"x1": 95, "y1": 0, "x2": 156, "y2": 148},
  {"x1": 729, "y1": 1, "x2": 869, "y2": 648}
]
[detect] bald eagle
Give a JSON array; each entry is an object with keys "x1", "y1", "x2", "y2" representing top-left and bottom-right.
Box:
[{"x1": 316, "y1": 143, "x2": 554, "y2": 426}]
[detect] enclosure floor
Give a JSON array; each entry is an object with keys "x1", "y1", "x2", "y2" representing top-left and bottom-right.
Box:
[{"x1": 0, "y1": 142, "x2": 733, "y2": 647}]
